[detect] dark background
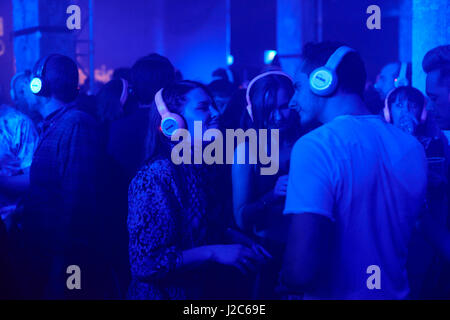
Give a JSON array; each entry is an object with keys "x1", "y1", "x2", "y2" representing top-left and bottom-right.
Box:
[{"x1": 0, "y1": 0, "x2": 402, "y2": 102}]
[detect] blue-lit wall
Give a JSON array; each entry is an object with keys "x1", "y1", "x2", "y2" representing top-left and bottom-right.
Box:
[
  {"x1": 322, "y1": 0, "x2": 399, "y2": 83},
  {"x1": 92, "y1": 0, "x2": 227, "y2": 84},
  {"x1": 0, "y1": 0, "x2": 15, "y2": 104}
]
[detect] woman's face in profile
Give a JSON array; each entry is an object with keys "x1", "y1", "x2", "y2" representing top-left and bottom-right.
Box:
[
  {"x1": 181, "y1": 88, "x2": 220, "y2": 138},
  {"x1": 267, "y1": 87, "x2": 295, "y2": 130}
]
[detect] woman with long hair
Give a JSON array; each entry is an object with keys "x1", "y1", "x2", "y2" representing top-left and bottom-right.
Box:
[
  {"x1": 95, "y1": 78, "x2": 136, "y2": 298},
  {"x1": 232, "y1": 71, "x2": 301, "y2": 298},
  {"x1": 384, "y1": 86, "x2": 450, "y2": 299},
  {"x1": 128, "y1": 80, "x2": 269, "y2": 299}
]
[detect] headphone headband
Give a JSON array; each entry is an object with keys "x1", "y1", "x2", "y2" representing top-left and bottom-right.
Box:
[
  {"x1": 309, "y1": 45, "x2": 356, "y2": 96},
  {"x1": 35, "y1": 54, "x2": 59, "y2": 79},
  {"x1": 155, "y1": 88, "x2": 169, "y2": 117},
  {"x1": 384, "y1": 89, "x2": 394, "y2": 122},
  {"x1": 119, "y1": 78, "x2": 129, "y2": 107},
  {"x1": 324, "y1": 46, "x2": 355, "y2": 70},
  {"x1": 245, "y1": 71, "x2": 293, "y2": 121}
]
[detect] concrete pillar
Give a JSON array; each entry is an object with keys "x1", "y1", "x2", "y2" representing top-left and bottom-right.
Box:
[
  {"x1": 398, "y1": 0, "x2": 412, "y2": 63},
  {"x1": 153, "y1": 0, "x2": 165, "y2": 55},
  {"x1": 12, "y1": 0, "x2": 76, "y2": 72},
  {"x1": 412, "y1": 0, "x2": 450, "y2": 92},
  {"x1": 277, "y1": 0, "x2": 317, "y2": 76}
]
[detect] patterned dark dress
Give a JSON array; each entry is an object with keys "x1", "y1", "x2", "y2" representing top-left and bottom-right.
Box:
[{"x1": 127, "y1": 157, "x2": 228, "y2": 299}]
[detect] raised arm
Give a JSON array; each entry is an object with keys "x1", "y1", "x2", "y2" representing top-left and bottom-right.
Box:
[
  {"x1": 232, "y1": 142, "x2": 283, "y2": 232},
  {"x1": 281, "y1": 137, "x2": 336, "y2": 293}
]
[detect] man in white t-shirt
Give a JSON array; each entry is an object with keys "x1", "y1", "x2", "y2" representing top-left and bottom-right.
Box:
[
  {"x1": 281, "y1": 42, "x2": 427, "y2": 299},
  {"x1": 423, "y1": 45, "x2": 450, "y2": 145}
]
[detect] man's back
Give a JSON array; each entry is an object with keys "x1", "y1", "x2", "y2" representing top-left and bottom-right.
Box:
[
  {"x1": 285, "y1": 115, "x2": 427, "y2": 299},
  {"x1": 27, "y1": 106, "x2": 101, "y2": 246},
  {"x1": 21, "y1": 106, "x2": 110, "y2": 298},
  {"x1": 108, "y1": 107, "x2": 150, "y2": 181}
]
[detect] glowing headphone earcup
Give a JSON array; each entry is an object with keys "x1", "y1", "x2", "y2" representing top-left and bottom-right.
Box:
[
  {"x1": 30, "y1": 54, "x2": 55, "y2": 97},
  {"x1": 309, "y1": 67, "x2": 337, "y2": 96},
  {"x1": 383, "y1": 106, "x2": 391, "y2": 123},
  {"x1": 160, "y1": 113, "x2": 186, "y2": 137},
  {"x1": 30, "y1": 77, "x2": 43, "y2": 95},
  {"x1": 10, "y1": 73, "x2": 20, "y2": 101},
  {"x1": 119, "y1": 78, "x2": 129, "y2": 107}
]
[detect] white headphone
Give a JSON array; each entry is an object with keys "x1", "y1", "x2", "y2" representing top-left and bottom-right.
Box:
[
  {"x1": 394, "y1": 62, "x2": 409, "y2": 88},
  {"x1": 309, "y1": 46, "x2": 355, "y2": 96},
  {"x1": 154, "y1": 88, "x2": 186, "y2": 138},
  {"x1": 245, "y1": 71, "x2": 293, "y2": 121},
  {"x1": 10, "y1": 72, "x2": 26, "y2": 101}
]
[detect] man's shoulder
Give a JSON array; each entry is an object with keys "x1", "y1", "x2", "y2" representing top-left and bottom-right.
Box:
[
  {"x1": 61, "y1": 107, "x2": 98, "y2": 127},
  {"x1": 293, "y1": 122, "x2": 336, "y2": 151},
  {"x1": 0, "y1": 104, "x2": 16, "y2": 118},
  {"x1": 132, "y1": 158, "x2": 175, "y2": 189},
  {"x1": 0, "y1": 104, "x2": 32, "y2": 123}
]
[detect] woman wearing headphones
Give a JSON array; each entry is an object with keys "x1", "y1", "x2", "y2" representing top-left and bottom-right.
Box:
[
  {"x1": 232, "y1": 72, "x2": 301, "y2": 298},
  {"x1": 94, "y1": 78, "x2": 137, "y2": 297},
  {"x1": 127, "y1": 80, "x2": 268, "y2": 300},
  {"x1": 384, "y1": 86, "x2": 448, "y2": 159}
]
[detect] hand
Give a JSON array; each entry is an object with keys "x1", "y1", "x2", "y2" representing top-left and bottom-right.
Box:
[
  {"x1": 251, "y1": 243, "x2": 273, "y2": 260},
  {"x1": 273, "y1": 175, "x2": 289, "y2": 198},
  {"x1": 209, "y1": 244, "x2": 266, "y2": 274}
]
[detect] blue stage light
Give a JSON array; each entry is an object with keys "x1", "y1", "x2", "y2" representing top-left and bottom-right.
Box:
[
  {"x1": 227, "y1": 54, "x2": 234, "y2": 65},
  {"x1": 30, "y1": 77, "x2": 42, "y2": 94},
  {"x1": 264, "y1": 50, "x2": 277, "y2": 64}
]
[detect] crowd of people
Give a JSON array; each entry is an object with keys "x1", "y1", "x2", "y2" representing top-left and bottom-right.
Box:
[{"x1": 0, "y1": 41, "x2": 449, "y2": 299}]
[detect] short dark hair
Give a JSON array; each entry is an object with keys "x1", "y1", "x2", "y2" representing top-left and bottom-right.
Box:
[
  {"x1": 422, "y1": 45, "x2": 450, "y2": 86},
  {"x1": 387, "y1": 86, "x2": 425, "y2": 113},
  {"x1": 11, "y1": 70, "x2": 31, "y2": 98},
  {"x1": 112, "y1": 67, "x2": 131, "y2": 82},
  {"x1": 300, "y1": 41, "x2": 367, "y2": 97},
  {"x1": 95, "y1": 79, "x2": 124, "y2": 123},
  {"x1": 130, "y1": 53, "x2": 175, "y2": 105},
  {"x1": 44, "y1": 55, "x2": 79, "y2": 103},
  {"x1": 207, "y1": 79, "x2": 234, "y2": 97},
  {"x1": 394, "y1": 61, "x2": 412, "y2": 85}
]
